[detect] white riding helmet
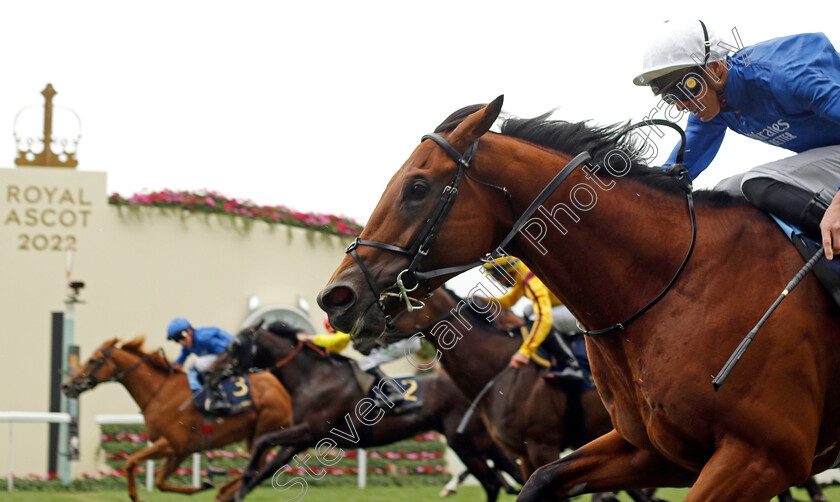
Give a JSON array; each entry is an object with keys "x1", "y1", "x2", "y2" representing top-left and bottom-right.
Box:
[{"x1": 633, "y1": 19, "x2": 727, "y2": 87}]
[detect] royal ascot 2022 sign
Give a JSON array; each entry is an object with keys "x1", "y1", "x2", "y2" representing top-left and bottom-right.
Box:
[{"x1": 1, "y1": 167, "x2": 106, "y2": 252}]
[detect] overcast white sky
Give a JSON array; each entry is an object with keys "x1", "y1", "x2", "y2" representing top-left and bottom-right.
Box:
[{"x1": 1, "y1": 1, "x2": 839, "y2": 225}]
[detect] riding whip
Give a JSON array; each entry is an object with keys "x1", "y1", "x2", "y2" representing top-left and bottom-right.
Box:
[
  {"x1": 456, "y1": 367, "x2": 513, "y2": 434},
  {"x1": 712, "y1": 248, "x2": 824, "y2": 391}
]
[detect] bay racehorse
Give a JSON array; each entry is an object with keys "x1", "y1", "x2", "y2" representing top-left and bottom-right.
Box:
[
  {"x1": 205, "y1": 323, "x2": 524, "y2": 502},
  {"x1": 317, "y1": 96, "x2": 840, "y2": 501},
  {"x1": 382, "y1": 286, "x2": 663, "y2": 502},
  {"x1": 61, "y1": 337, "x2": 294, "y2": 502},
  {"x1": 382, "y1": 287, "x2": 828, "y2": 502}
]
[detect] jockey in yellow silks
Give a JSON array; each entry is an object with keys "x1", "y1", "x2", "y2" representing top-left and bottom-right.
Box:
[
  {"x1": 297, "y1": 315, "x2": 423, "y2": 406},
  {"x1": 481, "y1": 257, "x2": 584, "y2": 383}
]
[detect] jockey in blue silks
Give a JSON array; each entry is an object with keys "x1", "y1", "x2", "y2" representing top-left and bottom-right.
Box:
[
  {"x1": 167, "y1": 317, "x2": 234, "y2": 413},
  {"x1": 634, "y1": 19, "x2": 840, "y2": 259}
]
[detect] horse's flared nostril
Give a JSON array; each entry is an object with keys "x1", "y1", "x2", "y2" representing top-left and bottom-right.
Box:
[{"x1": 319, "y1": 284, "x2": 356, "y2": 310}]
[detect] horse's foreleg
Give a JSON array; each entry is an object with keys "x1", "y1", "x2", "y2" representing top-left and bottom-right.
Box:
[
  {"x1": 123, "y1": 437, "x2": 173, "y2": 502},
  {"x1": 235, "y1": 424, "x2": 312, "y2": 502},
  {"x1": 235, "y1": 445, "x2": 300, "y2": 502},
  {"x1": 683, "y1": 440, "x2": 807, "y2": 502},
  {"x1": 155, "y1": 453, "x2": 211, "y2": 494},
  {"x1": 518, "y1": 430, "x2": 696, "y2": 502},
  {"x1": 777, "y1": 488, "x2": 801, "y2": 502},
  {"x1": 240, "y1": 423, "x2": 311, "y2": 489},
  {"x1": 487, "y1": 443, "x2": 525, "y2": 486},
  {"x1": 213, "y1": 475, "x2": 244, "y2": 502},
  {"x1": 802, "y1": 476, "x2": 828, "y2": 502},
  {"x1": 448, "y1": 438, "x2": 502, "y2": 502}
]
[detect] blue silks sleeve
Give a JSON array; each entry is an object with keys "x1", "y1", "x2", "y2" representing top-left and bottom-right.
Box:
[
  {"x1": 664, "y1": 114, "x2": 728, "y2": 179},
  {"x1": 173, "y1": 346, "x2": 189, "y2": 366},
  {"x1": 207, "y1": 327, "x2": 234, "y2": 354}
]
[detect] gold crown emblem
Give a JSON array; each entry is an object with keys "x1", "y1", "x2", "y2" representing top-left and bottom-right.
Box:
[{"x1": 14, "y1": 84, "x2": 81, "y2": 168}]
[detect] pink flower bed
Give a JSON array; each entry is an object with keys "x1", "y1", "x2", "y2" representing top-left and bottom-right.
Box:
[{"x1": 109, "y1": 189, "x2": 363, "y2": 236}]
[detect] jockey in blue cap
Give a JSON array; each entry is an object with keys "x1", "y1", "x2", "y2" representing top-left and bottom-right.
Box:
[{"x1": 167, "y1": 317, "x2": 234, "y2": 414}]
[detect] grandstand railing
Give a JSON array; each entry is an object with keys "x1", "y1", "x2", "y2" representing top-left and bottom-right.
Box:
[{"x1": 0, "y1": 411, "x2": 71, "y2": 491}]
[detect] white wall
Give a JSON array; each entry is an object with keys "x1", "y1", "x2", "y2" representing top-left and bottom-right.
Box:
[{"x1": 0, "y1": 166, "x2": 413, "y2": 477}]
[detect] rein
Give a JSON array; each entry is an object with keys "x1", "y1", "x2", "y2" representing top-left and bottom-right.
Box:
[
  {"x1": 347, "y1": 132, "x2": 590, "y2": 329},
  {"x1": 580, "y1": 119, "x2": 693, "y2": 336},
  {"x1": 348, "y1": 119, "x2": 695, "y2": 338},
  {"x1": 274, "y1": 339, "x2": 328, "y2": 370}
]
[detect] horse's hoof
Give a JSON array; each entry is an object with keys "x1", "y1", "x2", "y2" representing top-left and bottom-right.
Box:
[
  {"x1": 439, "y1": 488, "x2": 456, "y2": 497},
  {"x1": 202, "y1": 481, "x2": 214, "y2": 490}
]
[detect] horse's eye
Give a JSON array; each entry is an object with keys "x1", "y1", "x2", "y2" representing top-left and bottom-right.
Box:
[{"x1": 407, "y1": 181, "x2": 428, "y2": 198}]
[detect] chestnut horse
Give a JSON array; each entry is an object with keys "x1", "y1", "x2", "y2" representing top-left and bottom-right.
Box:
[
  {"x1": 205, "y1": 324, "x2": 524, "y2": 502},
  {"x1": 318, "y1": 96, "x2": 840, "y2": 501},
  {"x1": 61, "y1": 337, "x2": 294, "y2": 502}
]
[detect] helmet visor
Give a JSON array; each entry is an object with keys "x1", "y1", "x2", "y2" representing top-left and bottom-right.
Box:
[{"x1": 650, "y1": 67, "x2": 705, "y2": 102}]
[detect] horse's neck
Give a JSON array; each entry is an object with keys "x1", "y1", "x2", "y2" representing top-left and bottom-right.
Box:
[
  {"x1": 525, "y1": 178, "x2": 693, "y2": 330},
  {"x1": 113, "y1": 350, "x2": 168, "y2": 408},
  {"x1": 480, "y1": 141, "x2": 695, "y2": 331},
  {"x1": 260, "y1": 344, "x2": 306, "y2": 391},
  {"x1": 269, "y1": 346, "x2": 352, "y2": 395},
  {"x1": 271, "y1": 349, "x2": 366, "y2": 426}
]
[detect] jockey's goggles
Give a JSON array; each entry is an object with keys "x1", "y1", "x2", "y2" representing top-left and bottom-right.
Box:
[
  {"x1": 170, "y1": 330, "x2": 188, "y2": 342},
  {"x1": 651, "y1": 68, "x2": 705, "y2": 103}
]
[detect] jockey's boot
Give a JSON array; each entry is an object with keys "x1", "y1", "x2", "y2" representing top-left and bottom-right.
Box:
[
  {"x1": 795, "y1": 193, "x2": 840, "y2": 306},
  {"x1": 542, "y1": 331, "x2": 584, "y2": 384},
  {"x1": 204, "y1": 385, "x2": 231, "y2": 415},
  {"x1": 366, "y1": 366, "x2": 405, "y2": 409},
  {"x1": 798, "y1": 192, "x2": 829, "y2": 241}
]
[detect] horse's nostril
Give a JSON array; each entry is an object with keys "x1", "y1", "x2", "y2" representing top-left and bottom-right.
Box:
[{"x1": 325, "y1": 286, "x2": 355, "y2": 309}]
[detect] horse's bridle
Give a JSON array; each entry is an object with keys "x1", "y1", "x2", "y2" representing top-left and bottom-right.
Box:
[
  {"x1": 71, "y1": 346, "x2": 172, "y2": 410},
  {"x1": 345, "y1": 132, "x2": 591, "y2": 330},
  {"x1": 346, "y1": 134, "x2": 480, "y2": 323},
  {"x1": 71, "y1": 346, "x2": 119, "y2": 393},
  {"x1": 273, "y1": 339, "x2": 328, "y2": 370}
]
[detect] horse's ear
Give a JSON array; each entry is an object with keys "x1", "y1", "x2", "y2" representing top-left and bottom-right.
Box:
[{"x1": 449, "y1": 95, "x2": 503, "y2": 150}]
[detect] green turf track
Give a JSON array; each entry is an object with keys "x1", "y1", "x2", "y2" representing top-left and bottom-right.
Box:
[{"x1": 3, "y1": 485, "x2": 840, "y2": 502}]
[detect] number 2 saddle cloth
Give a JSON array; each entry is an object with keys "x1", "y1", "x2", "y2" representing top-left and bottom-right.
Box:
[{"x1": 366, "y1": 375, "x2": 424, "y2": 416}]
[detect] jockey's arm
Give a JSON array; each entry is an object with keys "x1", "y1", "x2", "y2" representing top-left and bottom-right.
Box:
[
  {"x1": 494, "y1": 281, "x2": 524, "y2": 310},
  {"x1": 664, "y1": 114, "x2": 727, "y2": 178},
  {"x1": 822, "y1": 193, "x2": 840, "y2": 259},
  {"x1": 312, "y1": 332, "x2": 351, "y2": 352},
  {"x1": 173, "y1": 346, "x2": 189, "y2": 366},
  {"x1": 517, "y1": 280, "x2": 554, "y2": 358}
]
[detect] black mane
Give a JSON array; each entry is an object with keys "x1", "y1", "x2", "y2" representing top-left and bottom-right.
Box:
[
  {"x1": 265, "y1": 320, "x2": 300, "y2": 340},
  {"x1": 434, "y1": 104, "x2": 747, "y2": 207}
]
